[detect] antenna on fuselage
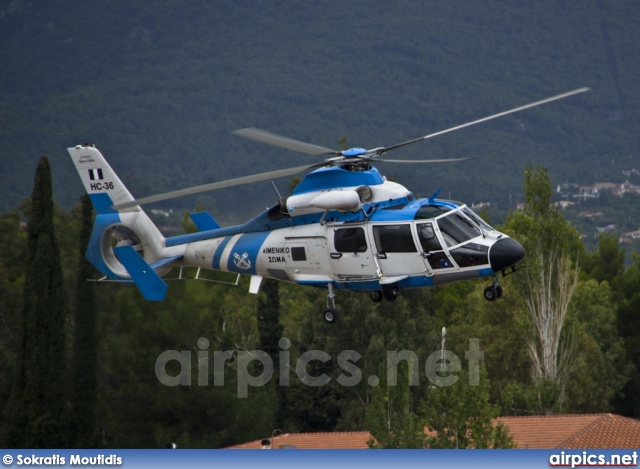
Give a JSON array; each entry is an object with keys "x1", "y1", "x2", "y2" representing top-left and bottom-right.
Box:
[{"x1": 270, "y1": 180, "x2": 282, "y2": 199}]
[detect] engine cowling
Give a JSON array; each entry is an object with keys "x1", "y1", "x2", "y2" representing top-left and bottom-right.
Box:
[{"x1": 309, "y1": 190, "x2": 361, "y2": 212}]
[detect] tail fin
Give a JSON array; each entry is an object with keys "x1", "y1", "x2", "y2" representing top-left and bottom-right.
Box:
[
  {"x1": 68, "y1": 144, "x2": 177, "y2": 300},
  {"x1": 68, "y1": 144, "x2": 140, "y2": 214}
]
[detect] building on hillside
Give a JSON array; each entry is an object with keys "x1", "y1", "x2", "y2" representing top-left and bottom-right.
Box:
[
  {"x1": 554, "y1": 201, "x2": 575, "y2": 210},
  {"x1": 228, "y1": 414, "x2": 640, "y2": 449},
  {"x1": 596, "y1": 224, "x2": 618, "y2": 234},
  {"x1": 580, "y1": 211, "x2": 603, "y2": 218},
  {"x1": 622, "y1": 169, "x2": 640, "y2": 178},
  {"x1": 574, "y1": 182, "x2": 640, "y2": 200},
  {"x1": 620, "y1": 229, "x2": 640, "y2": 244}
]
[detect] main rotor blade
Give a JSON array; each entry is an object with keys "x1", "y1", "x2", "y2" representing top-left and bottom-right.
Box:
[
  {"x1": 112, "y1": 163, "x2": 325, "y2": 210},
  {"x1": 373, "y1": 156, "x2": 478, "y2": 163},
  {"x1": 233, "y1": 127, "x2": 339, "y2": 156},
  {"x1": 373, "y1": 87, "x2": 590, "y2": 155}
]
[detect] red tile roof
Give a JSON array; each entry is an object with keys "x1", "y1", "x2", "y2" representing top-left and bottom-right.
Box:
[
  {"x1": 230, "y1": 431, "x2": 371, "y2": 449},
  {"x1": 497, "y1": 414, "x2": 603, "y2": 448},
  {"x1": 557, "y1": 414, "x2": 640, "y2": 449},
  {"x1": 498, "y1": 413, "x2": 640, "y2": 448},
  {"x1": 228, "y1": 414, "x2": 640, "y2": 449}
]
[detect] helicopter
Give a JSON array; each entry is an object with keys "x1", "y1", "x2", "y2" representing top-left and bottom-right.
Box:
[{"x1": 68, "y1": 87, "x2": 588, "y2": 324}]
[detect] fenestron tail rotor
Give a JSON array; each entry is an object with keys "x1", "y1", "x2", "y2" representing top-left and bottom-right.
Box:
[{"x1": 113, "y1": 87, "x2": 588, "y2": 209}]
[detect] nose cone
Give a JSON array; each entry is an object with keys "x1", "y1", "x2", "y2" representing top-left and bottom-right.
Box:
[{"x1": 489, "y1": 237, "x2": 525, "y2": 273}]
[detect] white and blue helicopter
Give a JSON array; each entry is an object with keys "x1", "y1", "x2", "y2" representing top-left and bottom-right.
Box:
[{"x1": 69, "y1": 88, "x2": 587, "y2": 324}]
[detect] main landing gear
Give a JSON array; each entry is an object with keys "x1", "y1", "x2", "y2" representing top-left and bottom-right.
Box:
[
  {"x1": 323, "y1": 282, "x2": 402, "y2": 324},
  {"x1": 323, "y1": 283, "x2": 339, "y2": 324},
  {"x1": 483, "y1": 275, "x2": 504, "y2": 302},
  {"x1": 369, "y1": 284, "x2": 400, "y2": 303},
  {"x1": 369, "y1": 290, "x2": 383, "y2": 303}
]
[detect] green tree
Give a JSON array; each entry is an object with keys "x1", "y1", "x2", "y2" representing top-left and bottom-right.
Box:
[
  {"x1": 366, "y1": 359, "x2": 425, "y2": 448},
  {"x1": 255, "y1": 278, "x2": 285, "y2": 426},
  {"x1": 0, "y1": 209, "x2": 26, "y2": 440},
  {"x1": 69, "y1": 194, "x2": 99, "y2": 447},
  {"x1": 279, "y1": 285, "x2": 439, "y2": 433},
  {"x1": 504, "y1": 165, "x2": 582, "y2": 410},
  {"x1": 614, "y1": 254, "x2": 640, "y2": 417},
  {"x1": 95, "y1": 277, "x2": 278, "y2": 448},
  {"x1": 582, "y1": 233, "x2": 625, "y2": 286},
  {"x1": 437, "y1": 281, "x2": 533, "y2": 413},
  {"x1": 4, "y1": 157, "x2": 69, "y2": 448},
  {"x1": 420, "y1": 366, "x2": 515, "y2": 448},
  {"x1": 563, "y1": 279, "x2": 631, "y2": 413},
  {"x1": 256, "y1": 279, "x2": 283, "y2": 362}
]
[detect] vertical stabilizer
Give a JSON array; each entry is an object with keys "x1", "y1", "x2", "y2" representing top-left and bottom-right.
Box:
[
  {"x1": 68, "y1": 144, "x2": 138, "y2": 214},
  {"x1": 67, "y1": 144, "x2": 177, "y2": 300}
]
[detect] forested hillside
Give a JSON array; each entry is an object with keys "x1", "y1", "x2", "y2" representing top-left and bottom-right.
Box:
[
  {"x1": 1, "y1": 0, "x2": 638, "y2": 222},
  {"x1": 1, "y1": 162, "x2": 639, "y2": 448}
]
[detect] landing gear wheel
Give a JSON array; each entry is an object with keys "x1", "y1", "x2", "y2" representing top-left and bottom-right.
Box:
[
  {"x1": 382, "y1": 286, "x2": 400, "y2": 302},
  {"x1": 484, "y1": 285, "x2": 498, "y2": 302},
  {"x1": 323, "y1": 307, "x2": 339, "y2": 324},
  {"x1": 496, "y1": 285, "x2": 504, "y2": 299},
  {"x1": 369, "y1": 291, "x2": 383, "y2": 303}
]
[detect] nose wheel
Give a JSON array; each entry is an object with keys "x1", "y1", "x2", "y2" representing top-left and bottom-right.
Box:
[{"x1": 483, "y1": 277, "x2": 504, "y2": 302}]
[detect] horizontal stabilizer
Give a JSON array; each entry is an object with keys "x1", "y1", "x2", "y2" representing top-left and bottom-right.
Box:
[
  {"x1": 114, "y1": 245, "x2": 169, "y2": 301},
  {"x1": 190, "y1": 211, "x2": 222, "y2": 231},
  {"x1": 149, "y1": 254, "x2": 184, "y2": 270}
]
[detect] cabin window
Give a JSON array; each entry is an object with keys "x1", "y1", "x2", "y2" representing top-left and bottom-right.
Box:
[
  {"x1": 437, "y1": 212, "x2": 482, "y2": 247},
  {"x1": 449, "y1": 243, "x2": 489, "y2": 267},
  {"x1": 426, "y1": 252, "x2": 453, "y2": 270},
  {"x1": 373, "y1": 224, "x2": 417, "y2": 253},
  {"x1": 291, "y1": 246, "x2": 307, "y2": 261},
  {"x1": 417, "y1": 223, "x2": 443, "y2": 252},
  {"x1": 334, "y1": 227, "x2": 367, "y2": 253}
]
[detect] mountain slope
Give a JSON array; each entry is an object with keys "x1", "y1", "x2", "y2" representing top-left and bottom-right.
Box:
[{"x1": 1, "y1": 0, "x2": 638, "y2": 222}]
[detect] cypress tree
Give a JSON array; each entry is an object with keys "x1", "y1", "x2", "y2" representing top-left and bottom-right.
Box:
[
  {"x1": 4, "y1": 157, "x2": 69, "y2": 447},
  {"x1": 255, "y1": 279, "x2": 285, "y2": 424},
  {"x1": 69, "y1": 194, "x2": 98, "y2": 447},
  {"x1": 256, "y1": 279, "x2": 283, "y2": 360}
]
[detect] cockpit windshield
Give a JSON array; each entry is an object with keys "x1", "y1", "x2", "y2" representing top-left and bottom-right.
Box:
[
  {"x1": 462, "y1": 207, "x2": 494, "y2": 232},
  {"x1": 437, "y1": 211, "x2": 482, "y2": 247}
]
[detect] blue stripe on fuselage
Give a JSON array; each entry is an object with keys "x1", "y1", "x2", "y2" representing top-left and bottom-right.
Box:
[
  {"x1": 212, "y1": 235, "x2": 233, "y2": 271},
  {"x1": 294, "y1": 275, "x2": 437, "y2": 292},
  {"x1": 225, "y1": 232, "x2": 271, "y2": 275}
]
